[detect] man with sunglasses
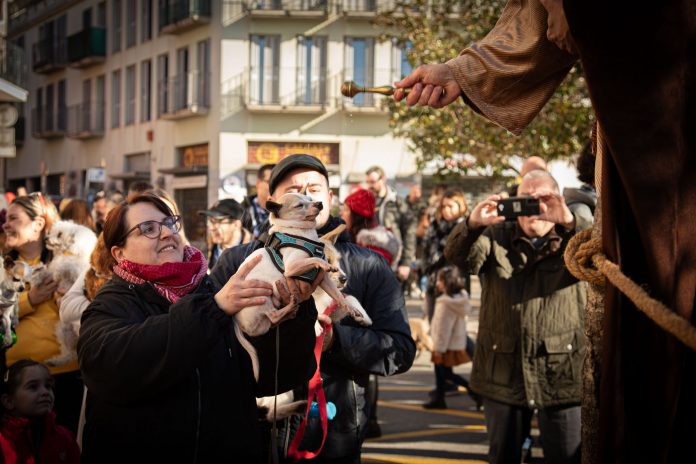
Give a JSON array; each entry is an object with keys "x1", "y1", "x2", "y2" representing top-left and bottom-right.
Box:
[{"x1": 198, "y1": 199, "x2": 251, "y2": 269}]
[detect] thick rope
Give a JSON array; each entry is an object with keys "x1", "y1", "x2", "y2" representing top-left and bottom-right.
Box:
[{"x1": 565, "y1": 229, "x2": 696, "y2": 351}]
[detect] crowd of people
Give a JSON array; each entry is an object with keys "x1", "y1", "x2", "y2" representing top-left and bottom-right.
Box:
[
  {"x1": 0, "y1": 0, "x2": 618, "y2": 460},
  {"x1": 0, "y1": 150, "x2": 595, "y2": 463}
]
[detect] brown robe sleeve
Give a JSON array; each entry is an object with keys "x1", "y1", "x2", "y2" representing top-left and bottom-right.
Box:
[{"x1": 446, "y1": 0, "x2": 577, "y2": 135}]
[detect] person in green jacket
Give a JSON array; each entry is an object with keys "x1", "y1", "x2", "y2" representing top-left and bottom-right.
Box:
[{"x1": 445, "y1": 170, "x2": 590, "y2": 464}]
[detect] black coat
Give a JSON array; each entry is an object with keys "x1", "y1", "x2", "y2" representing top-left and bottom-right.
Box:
[
  {"x1": 210, "y1": 216, "x2": 416, "y2": 460},
  {"x1": 77, "y1": 275, "x2": 262, "y2": 464}
]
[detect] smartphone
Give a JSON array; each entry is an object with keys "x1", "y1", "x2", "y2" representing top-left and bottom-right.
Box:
[{"x1": 496, "y1": 197, "x2": 540, "y2": 220}]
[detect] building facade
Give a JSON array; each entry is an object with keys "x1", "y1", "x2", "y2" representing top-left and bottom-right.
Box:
[{"x1": 6, "y1": 0, "x2": 417, "y2": 250}]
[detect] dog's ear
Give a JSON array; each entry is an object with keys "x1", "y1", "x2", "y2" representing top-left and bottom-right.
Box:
[
  {"x1": 3, "y1": 255, "x2": 14, "y2": 271},
  {"x1": 321, "y1": 224, "x2": 346, "y2": 245},
  {"x1": 265, "y1": 199, "x2": 282, "y2": 216}
]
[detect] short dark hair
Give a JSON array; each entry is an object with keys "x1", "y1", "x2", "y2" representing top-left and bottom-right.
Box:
[
  {"x1": 576, "y1": 141, "x2": 595, "y2": 186},
  {"x1": 103, "y1": 193, "x2": 173, "y2": 250},
  {"x1": 258, "y1": 164, "x2": 275, "y2": 181},
  {"x1": 128, "y1": 181, "x2": 155, "y2": 197},
  {"x1": 365, "y1": 166, "x2": 385, "y2": 178},
  {"x1": 436, "y1": 266, "x2": 466, "y2": 296},
  {"x1": 2, "y1": 359, "x2": 50, "y2": 397}
]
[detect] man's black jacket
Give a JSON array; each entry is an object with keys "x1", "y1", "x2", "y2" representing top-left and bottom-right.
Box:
[{"x1": 209, "y1": 216, "x2": 416, "y2": 460}]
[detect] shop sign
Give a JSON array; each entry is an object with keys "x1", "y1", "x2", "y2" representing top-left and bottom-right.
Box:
[{"x1": 247, "y1": 141, "x2": 339, "y2": 166}]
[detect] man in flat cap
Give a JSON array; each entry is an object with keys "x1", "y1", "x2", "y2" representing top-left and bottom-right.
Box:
[{"x1": 210, "y1": 154, "x2": 415, "y2": 463}]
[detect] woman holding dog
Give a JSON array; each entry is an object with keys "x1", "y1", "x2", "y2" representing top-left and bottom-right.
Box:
[
  {"x1": 2, "y1": 192, "x2": 84, "y2": 436},
  {"x1": 77, "y1": 193, "x2": 316, "y2": 463}
]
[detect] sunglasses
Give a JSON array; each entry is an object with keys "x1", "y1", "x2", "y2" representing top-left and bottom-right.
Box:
[{"x1": 121, "y1": 215, "x2": 182, "y2": 241}]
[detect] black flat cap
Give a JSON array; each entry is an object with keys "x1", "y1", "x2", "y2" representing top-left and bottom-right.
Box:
[
  {"x1": 268, "y1": 154, "x2": 329, "y2": 194},
  {"x1": 198, "y1": 198, "x2": 244, "y2": 218}
]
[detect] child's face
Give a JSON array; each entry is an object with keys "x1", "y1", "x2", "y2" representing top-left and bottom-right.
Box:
[
  {"x1": 436, "y1": 278, "x2": 445, "y2": 292},
  {"x1": 4, "y1": 366, "x2": 55, "y2": 417}
]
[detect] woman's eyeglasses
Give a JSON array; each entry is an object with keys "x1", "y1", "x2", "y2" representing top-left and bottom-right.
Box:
[{"x1": 122, "y1": 216, "x2": 182, "y2": 241}]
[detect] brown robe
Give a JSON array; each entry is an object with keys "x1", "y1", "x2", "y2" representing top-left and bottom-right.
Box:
[{"x1": 447, "y1": 0, "x2": 696, "y2": 462}]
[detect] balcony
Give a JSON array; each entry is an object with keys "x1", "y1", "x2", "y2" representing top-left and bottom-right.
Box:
[
  {"x1": 221, "y1": 66, "x2": 393, "y2": 116},
  {"x1": 67, "y1": 27, "x2": 106, "y2": 69},
  {"x1": 31, "y1": 105, "x2": 66, "y2": 139},
  {"x1": 158, "y1": 72, "x2": 210, "y2": 120},
  {"x1": 159, "y1": 0, "x2": 212, "y2": 34},
  {"x1": 245, "y1": 0, "x2": 328, "y2": 18},
  {"x1": 244, "y1": 66, "x2": 331, "y2": 113},
  {"x1": 67, "y1": 102, "x2": 105, "y2": 139},
  {"x1": 0, "y1": 39, "x2": 28, "y2": 97},
  {"x1": 32, "y1": 38, "x2": 67, "y2": 74}
]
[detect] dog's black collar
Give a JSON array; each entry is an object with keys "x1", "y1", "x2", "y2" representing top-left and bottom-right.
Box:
[{"x1": 264, "y1": 231, "x2": 326, "y2": 283}]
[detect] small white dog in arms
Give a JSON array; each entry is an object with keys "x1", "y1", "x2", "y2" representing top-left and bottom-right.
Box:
[
  {"x1": 39, "y1": 220, "x2": 97, "y2": 367},
  {"x1": 0, "y1": 257, "x2": 27, "y2": 348},
  {"x1": 234, "y1": 192, "x2": 371, "y2": 381},
  {"x1": 256, "y1": 224, "x2": 372, "y2": 422}
]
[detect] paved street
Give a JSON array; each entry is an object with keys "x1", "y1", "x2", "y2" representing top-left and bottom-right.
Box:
[{"x1": 361, "y1": 279, "x2": 543, "y2": 464}]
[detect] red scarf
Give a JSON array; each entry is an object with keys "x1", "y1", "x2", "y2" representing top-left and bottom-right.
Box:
[{"x1": 113, "y1": 246, "x2": 208, "y2": 303}]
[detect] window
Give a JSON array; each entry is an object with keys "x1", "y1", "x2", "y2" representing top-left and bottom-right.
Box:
[
  {"x1": 175, "y1": 47, "x2": 189, "y2": 111},
  {"x1": 345, "y1": 37, "x2": 375, "y2": 106},
  {"x1": 97, "y1": 1, "x2": 107, "y2": 26},
  {"x1": 126, "y1": 0, "x2": 136, "y2": 48},
  {"x1": 36, "y1": 87, "x2": 44, "y2": 133},
  {"x1": 125, "y1": 65, "x2": 136, "y2": 124},
  {"x1": 392, "y1": 39, "x2": 413, "y2": 81},
  {"x1": 141, "y1": 60, "x2": 151, "y2": 121},
  {"x1": 297, "y1": 36, "x2": 327, "y2": 105},
  {"x1": 157, "y1": 53, "x2": 169, "y2": 116},
  {"x1": 111, "y1": 70, "x2": 121, "y2": 128},
  {"x1": 112, "y1": 0, "x2": 121, "y2": 53},
  {"x1": 96, "y1": 75, "x2": 106, "y2": 130},
  {"x1": 82, "y1": 79, "x2": 92, "y2": 132},
  {"x1": 196, "y1": 39, "x2": 210, "y2": 107},
  {"x1": 249, "y1": 35, "x2": 280, "y2": 105},
  {"x1": 57, "y1": 80, "x2": 66, "y2": 131},
  {"x1": 141, "y1": 0, "x2": 152, "y2": 42},
  {"x1": 46, "y1": 83, "x2": 55, "y2": 130},
  {"x1": 83, "y1": 8, "x2": 93, "y2": 29}
]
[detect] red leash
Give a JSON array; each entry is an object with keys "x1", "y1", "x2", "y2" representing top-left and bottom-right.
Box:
[{"x1": 286, "y1": 302, "x2": 337, "y2": 461}]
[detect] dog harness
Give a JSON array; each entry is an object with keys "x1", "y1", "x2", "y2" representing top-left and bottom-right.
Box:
[{"x1": 264, "y1": 231, "x2": 326, "y2": 283}]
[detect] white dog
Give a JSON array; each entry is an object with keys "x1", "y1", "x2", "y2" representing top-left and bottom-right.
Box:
[
  {"x1": 257, "y1": 225, "x2": 371, "y2": 422},
  {"x1": 39, "y1": 220, "x2": 97, "y2": 367},
  {"x1": 234, "y1": 193, "x2": 371, "y2": 381},
  {"x1": 0, "y1": 257, "x2": 26, "y2": 348}
]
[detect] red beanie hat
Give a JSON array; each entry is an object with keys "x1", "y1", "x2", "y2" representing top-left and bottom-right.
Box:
[{"x1": 344, "y1": 188, "x2": 375, "y2": 219}]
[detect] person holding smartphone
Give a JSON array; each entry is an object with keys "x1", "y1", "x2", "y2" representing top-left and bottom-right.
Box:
[{"x1": 444, "y1": 170, "x2": 591, "y2": 464}]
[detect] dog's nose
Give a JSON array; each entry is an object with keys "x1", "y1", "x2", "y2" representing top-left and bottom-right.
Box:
[
  {"x1": 338, "y1": 275, "x2": 347, "y2": 284},
  {"x1": 314, "y1": 202, "x2": 323, "y2": 211},
  {"x1": 17, "y1": 285, "x2": 24, "y2": 293}
]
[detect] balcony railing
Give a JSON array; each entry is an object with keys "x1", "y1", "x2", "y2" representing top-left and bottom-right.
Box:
[
  {"x1": 32, "y1": 38, "x2": 67, "y2": 74},
  {"x1": 67, "y1": 27, "x2": 106, "y2": 68},
  {"x1": 158, "y1": 71, "x2": 210, "y2": 120},
  {"x1": 223, "y1": 0, "x2": 396, "y2": 22},
  {"x1": 31, "y1": 105, "x2": 66, "y2": 138},
  {"x1": 0, "y1": 39, "x2": 28, "y2": 90},
  {"x1": 159, "y1": 0, "x2": 212, "y2": 34},
  {"x1": 67, "y1": 102, "x2": 105, "y2": 139},
  {"x1": 221, "y1": 67, "x2": 391, "y2": 114}
]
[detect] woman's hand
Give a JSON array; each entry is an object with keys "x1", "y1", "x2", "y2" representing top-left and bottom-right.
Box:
[
  {"x1": 215, "y1": 255, "x2": 274, "y2": 316},
  {"x1": 468, "y1": 194, "x2": 507, "y2": 229},
  {"x1": 28, "y1": 277, "x2": 58, "y2": 306}
]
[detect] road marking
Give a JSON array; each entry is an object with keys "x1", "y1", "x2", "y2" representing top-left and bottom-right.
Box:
[
  {"x1": 367, "y1": 425, "x2": 487, "y2": 442},
  {"x1": 380, "y1": 386, "x2": 431, "y2": 392},
  {"x1": 378, "y1": 400, "x2": 485, "y2": 420},
  {"x1": 362, "y1": 453, "x2": 486, "y2": 464}
]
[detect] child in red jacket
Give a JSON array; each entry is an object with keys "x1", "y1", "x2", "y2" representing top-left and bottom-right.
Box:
[{"x1": 0, "y1": 359, "x2": 79, "y2": 463}]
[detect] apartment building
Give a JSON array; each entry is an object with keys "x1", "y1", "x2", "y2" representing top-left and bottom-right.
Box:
[
  {"x1": 0, "y1": 0, "x2": 28, "y2": 164},
  {"x1": 6, "y1": 0, "x2": 416, "y2": 249}
]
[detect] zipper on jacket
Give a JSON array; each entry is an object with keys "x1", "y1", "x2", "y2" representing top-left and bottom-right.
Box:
[{"x1": 193, "y1": 368, "x2": 202, "y2": 464}]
